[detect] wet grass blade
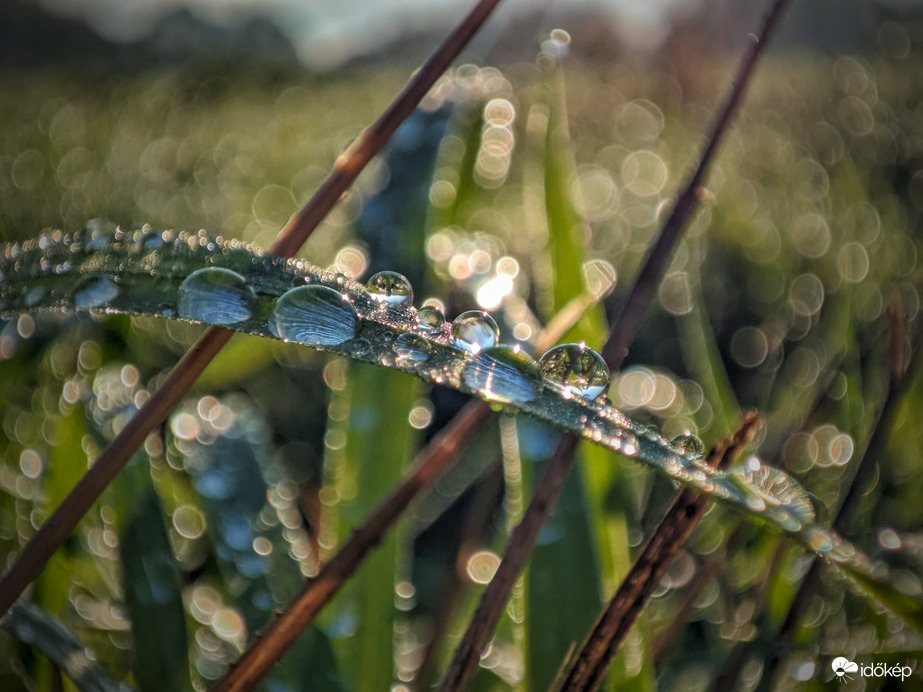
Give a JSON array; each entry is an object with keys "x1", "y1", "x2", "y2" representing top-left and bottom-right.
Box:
[{"x1": 1, "y1": 601, "x2": 134, "y2": 692}]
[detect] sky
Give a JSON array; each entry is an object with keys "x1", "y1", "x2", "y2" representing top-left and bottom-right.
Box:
[{"x1": 36, "y1": 0, "x2": 695, "y2": 69}]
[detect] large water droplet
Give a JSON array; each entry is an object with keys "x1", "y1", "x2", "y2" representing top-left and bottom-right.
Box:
[
  {"x1": 461, "y1": 346, "x2": 542, "y2": 404},
  {"x1": 177, "y1": 267, "x2": 256, "y2": 326},
  {"x1": 366, "y1": 271, "x2": 413, "y2": 306},
  {"x1": 274, "y1": 285, "x2": 358, "y2": 346},
  {"x1": 670, "y1": 433, "x2": 705, "y2": 458},
  {"x1": 72, "y1": 274, "x2": 120, "y2": 309},
  {"x1": 538, "y1": 343, "x2": 610, "y2": 399},
  {"x1": 393, "y1": 332, "x2": 432, "y2": 364},
  {"x1": 452, "y1": 311, "x2": 500, "y2": 353},
  {"x1": 417, "y1": 305, "x2": 446, "y2": 333},
  {"x1": 730, "y1": 457, "x2": 816, "y2": 526}
]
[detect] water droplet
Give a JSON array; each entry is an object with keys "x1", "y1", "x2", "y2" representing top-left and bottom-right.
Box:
[
  {"x1": 274, "y1": 285, "x2": 358, "y2": 346},
  {"x1": 80, "y1": 218, "x2": 119, "y2": 251},
  {"x1": 393, "y1": 332, "x2": 432, "y2": 364},
  {"x1": 670, "y1": 433, "x2": 705, "y2": 458},
  {"x1": 72, "y1": 274, "x2": 119, "y2": 309},
  {"x1": 462, "y1": 346, "x2": 542, "y2": 404},
  {"x1": 452, "y1": 311, "x2": 500, "y2": 353},
  {"x1": 352, "y1": 338, "x2": 371, "y2": 357},
  {"x1": 417, "y1": 304, "x2": 446, "y2": 333},
  {"x1": 538, "y1": 343, "x2": 610, "y2": 399},
  {"x1": 730, "y1": 458, "x2": 816, "y2": 526},
  {"x1": 366, "y1": 271, "x2": 413, "y2": 306},
  {"x1": 177, "y1": 267, "x2": 256, "y2": 326},
  {"x1": 621, "y1": 433, "x2": 639, "y2": 456}
]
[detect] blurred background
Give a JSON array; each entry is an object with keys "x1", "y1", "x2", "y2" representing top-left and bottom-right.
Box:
[{"x1": 1, "y1": 0, "x2": 923, "y2": 690}]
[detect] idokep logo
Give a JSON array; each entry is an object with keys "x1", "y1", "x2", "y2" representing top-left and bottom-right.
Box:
[
  {"x1": 831, "y1": 656, "x2": 914, "y2": 683},
  {"x1": 831, "y1": 657, "x2": 859, "y2": 682}
]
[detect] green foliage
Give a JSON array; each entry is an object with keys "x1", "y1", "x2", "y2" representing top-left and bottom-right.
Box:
[{"x1": 1, "y1": 39, "x2": 923, "y2": 692}]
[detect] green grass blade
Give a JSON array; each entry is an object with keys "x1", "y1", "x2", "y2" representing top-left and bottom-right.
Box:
[{"x1": 119, "y1": 483, "x2": 189, "y2": 692}]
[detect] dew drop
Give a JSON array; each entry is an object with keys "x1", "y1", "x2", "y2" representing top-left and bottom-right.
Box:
[
  {"x1": 452, "y1": 310, "x2": 500, "y2": 353},
  {"x1": 538, "y1": 343, "x2": 610, "y2": 399},
  {"x1": 177, "y1": 267, "x2": 256, "y2": 326},
  {"x1": 620, "y1": 433, "x2": 639, "y2": 456},
  {"x1": 462, "y1": 346, "x2": 542, "y2": 404},
  {"x1": 366, "y1": 271, "x2": 413, "y2": 306},
  {"x1": 670, "y1": 433, "x2": 705, "y2": 458},
  {"x1": 72, "y1": 274, "x2": 119, "y2": 309},
  {"x1": 417, "y1": 304, "x2": 446, "y2": 333},
  {"x1": 80, "y1": 218, "x2": 119, "y2": 251},
  {"x1": 393, "y1": 332, "x2": 432, "y2": 364},
  {"x1": 274, "y1": 285, "x2": 358, "y2": 346}
]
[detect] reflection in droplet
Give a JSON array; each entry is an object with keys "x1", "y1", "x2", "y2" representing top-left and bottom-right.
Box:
[
  {"x1": 177, "y1": 267, "x2": 255, "y2": 325},
  {"x1": 366, "y1": 271, "x2": 413, "y2": 306},
  {"x1": 452, "y1": 310, "x2": 500, "y2": 353},
  {"x1": 274, "y1": 285, "x2": 358, "y2": 347},
  {"x1": 416, "y1": 305, "x2": 445, "y2": 333},
  {"x1": 72, "y1": 274, "x2": 119, "y2": 309},
  {"x1": 461, "y1": 346, "x2": 542, "y2": 404},
  {"x1": 393, "y1": 332, "x2": 432, "y2": 364},
  {"x1": 538, "y1": 343, "x2": 610, "y2": 400},
  {"x1": 670, "y1": 433, "x2": 705, "y2": 458}
]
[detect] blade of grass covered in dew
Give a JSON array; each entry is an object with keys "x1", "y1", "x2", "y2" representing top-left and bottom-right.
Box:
[
  {"x1": 524, "y1": 60, "x2": 648, "y2": 692},
  {"x1": 710, "y1": 294, "x2": 872, "y2": 689},
  {"x1": 651, "y1": 368, "x2": 841, "y2": 663},
  {"x1": 0, "y1": 0, "x2": 506, "y2": 618},
  {"x1": 600, "y1": 0, "x2": 793, "y2": 372},
  {"x1": 211, "y1": 294, "x2": 598, "y2": 692},
  {"x1": 439, "y1": 2, "x2": 793, "y2": 688},
  {"x1": 755, "y1": 313, "x2": 923, "y2": 691},
  {"x1": 2, "y1": 601, "x2": 134, "y2": 692},
  {"x1": 555, "y1": 412, "x2": 763, "y2": 692}
]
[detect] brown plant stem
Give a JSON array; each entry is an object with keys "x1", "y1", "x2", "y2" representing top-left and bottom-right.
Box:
[
  {"x1": 439, "y1": 1, "x2": 793, "y2": 688},
  {"x1": 0, "y1": 0, "x2": 506, "y2": 618},
  {"x1": 753, "y1": 313, "x2": 923, "y2": 691},
  {"x1": 601, "y1": 0, "x2": 793, "y2": 372},
  {"x1": 556, "y1": 412, "x2": 763, "y2": 692},
  {"x1": 439, "y1": 433, "x2": 581, "y2": 692},
  {"x1": 0, "y1": 326, "x2": 233, "y2": 616},
  {"x1": 211, "y1": 292, "x2": 594, "y2": 691}
]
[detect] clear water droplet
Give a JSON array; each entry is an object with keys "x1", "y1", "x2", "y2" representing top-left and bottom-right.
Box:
[
  {"x1": 461, "y1": 346, "x2": 542, "y2": 404},
  {"x1": 670, "y1": 433, "x2": 705, "y2": 458},
  {"x1": 274, "y1": 285, "x2": 358, "y2": 346},
  {"x1": 393, "y1": 332, "x2": 432, "y2": 364},
  {"x1": 72, "y1": 274, "x2": 119, "y2": 309},
  {"x1": 452, "y1": 311, "x2": 500, "y2": 353},
  {"x1": 538, "y1": 343, "x2": 610, "y2": 399},
  {"x1": 417, "y1": 304, "x2": 446, "y2": 333},
  {"x1": 177, "y1": 267, "x2": 256, "y2": 325},
  {"x1": 366, "y1": 271, "x2": 413, "y2": 306}
]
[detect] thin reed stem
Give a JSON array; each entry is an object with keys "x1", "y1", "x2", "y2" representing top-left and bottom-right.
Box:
[
  {"x1": 601, "y1": 0, "x2": 793, "y2": 372},
  {"x1": 0, "y1": 0, "x2": 506, "y2": 618},
  {"x1": 212, "y1": 288, "x2": 598, "y2": 692},
  {"x1": 438, "y1": 1, "x2": 792, "y2": 688},
  {"x1": 556, "y1": 412, "x2": 762, "y2": 692}
]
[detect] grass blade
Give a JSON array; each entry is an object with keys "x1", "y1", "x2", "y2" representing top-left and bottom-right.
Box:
[{"x1": 0, "y1": 0, "x2": 506, "y2": 618}]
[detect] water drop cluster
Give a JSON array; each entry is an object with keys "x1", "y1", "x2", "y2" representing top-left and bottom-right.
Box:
[{"x1": 0, "y1": 225, "x2": 861, "y2": 556}]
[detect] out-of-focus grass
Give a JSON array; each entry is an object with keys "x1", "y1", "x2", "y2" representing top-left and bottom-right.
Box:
[{"x1": 1, "y1": 40, "x2": 922, "y2": 691}]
